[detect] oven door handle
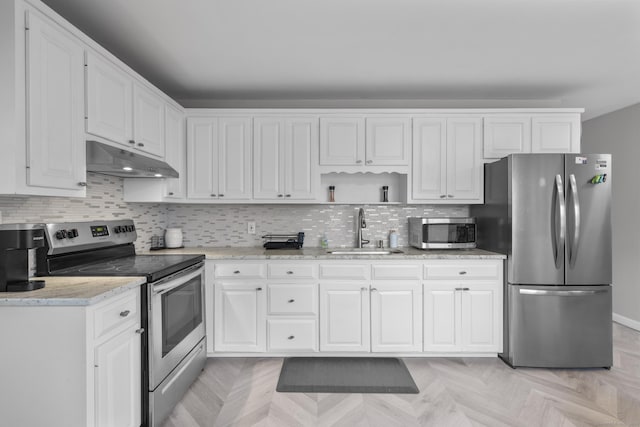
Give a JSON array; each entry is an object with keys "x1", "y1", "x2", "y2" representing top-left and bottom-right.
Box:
[{"x1": 152, "y1": 265, "x2": 204, "y2": 295}]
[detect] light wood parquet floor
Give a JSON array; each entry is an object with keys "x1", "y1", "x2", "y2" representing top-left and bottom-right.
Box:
[{"x1": 162, "y1": 322, "x2": 640, "y2": 427}]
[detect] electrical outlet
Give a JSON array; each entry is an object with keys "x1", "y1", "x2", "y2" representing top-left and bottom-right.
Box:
[{"x1": 247, "y1": 221, "x2": 256, "y2": 235}]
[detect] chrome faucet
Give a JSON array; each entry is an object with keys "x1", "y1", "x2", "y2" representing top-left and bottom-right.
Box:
[{"x1": 357, "y1": 208, "x2": 370, "y2": 248}]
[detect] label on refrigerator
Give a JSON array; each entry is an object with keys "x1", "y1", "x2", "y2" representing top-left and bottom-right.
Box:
[
  {"x1": 575, "y1": 156, "x2": 588, "y2": 164},
  {"x1": 595, "y1": 159, "x2": 608, "y2": 170}
]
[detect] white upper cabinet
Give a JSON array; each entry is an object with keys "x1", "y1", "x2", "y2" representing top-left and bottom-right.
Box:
[
  {"x1": 484, "y1": 113, "x2": 581, "y2": 159},
  {"x1": 412, "y1": 117, "x2": 483, "y2": 203},
  {"x1": 531, "y1": 114, "x2": 581, "y2": 153},
  {"x1": 483, "y1": 116, "x2": 531, "y2": 158},
  {"x1": 320, "y1": 116, "x2": 410, "y2": 168},
  {"x1": 86, "y1": 51, "x2": 168, "y2": 159},
  {"x1": 25, "y1": 10, "x2": 86, "y2": 194},
  {"x1": 164, "y1": 104, "x2": 186, "y2": 199},
  {"x1": 86, "y1": 52, "x2": 133, "y2": 146},
  {"x1": 187, "y1": 117, "x2": 252, "y2": 201},
  {"x1": 132, "y1": 84, "x2": 164, "y2": 158},
  {"x1": 254, "y1": 117, "x2": 318, "y2": 200}
]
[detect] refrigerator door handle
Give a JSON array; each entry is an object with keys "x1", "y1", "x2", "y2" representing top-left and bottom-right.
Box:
[
  {"x1": 553, "y1": 174, "x2": 566, "y2": 269},
  {"x1": 519, "y1": 289, "x2": 608, "y2": 296},
  {"x1": 568, "y1": 174, "x2": 581, "y2": 268}
]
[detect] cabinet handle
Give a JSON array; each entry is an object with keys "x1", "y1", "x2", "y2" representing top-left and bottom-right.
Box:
[
  {"x1": 288, "y1": 299, "x2": 295, "y2": 303},
  {"x1": 135, "y1": 328, "x2": 145, "y2": 334},
  {"x1": 371, "y1": 287, "x2": 378, "y2": 292},
  {"x1": 137, "y1": 143, "x2": 145, "y2": 147},
  {"x1": 256, "y1": 287, "x2": 263, "y2": 291},
  {"x1": 128, "y1": 140, "x2": 135, "y2": 145},
  {"x1": 361, "y1": 287, "x2": 368, "y2": 291},
  {"x1": 440, "y1": 195, "x2": 446, "y2": 199},
  {"x1": 168, "y1": 192, "x2": 174, "y2": 196},
  {"x1": 356, "y1": 160, "x2": 363, "y2": 164},
  {"x1": 219, "y1": 194, "x2": 224, "y2": 197},
  {"x1": 288, "y1": 335, "x2": 295, "y2": 340},
  {"x1": 211, "y1": 194, "x2": 217, "y2": 197},
  {"x1": 285, "y1": 194, "x2": 291, "y2": 198},
  {"x1": 233, "y1": 270, "x2": 240, "y2": 274},
  {"x1": 459, "y1": 271, "x2": 467, "y2": 275},
  {"x1": 447, "y1": 194, "x2": 454, "y2": 198},
  {"x1": 462, "y1": 287, "x2": 470, "y2": 291},
  {"x1": 277, "y1": 194, "x2": 284, "y2": 198},
  {"x1": 286, "y1": 271, "x2": 294, "y2": 275},
  {"x1": 78, "y1": 182, "x2": 87, "y2": 187},
  {"x1": 366, "y1": 160, "x2": 373, "y2": 164},
  {"x1": 120, "y1": 310, "x2": 130, "y2": 317}
]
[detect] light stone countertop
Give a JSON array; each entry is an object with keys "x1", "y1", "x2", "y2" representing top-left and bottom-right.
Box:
[
  {"x1": 0, "y1": 276, "x2": 146, "y2": 306},
  {"x1": 148, "y1": 246, "x2": 506, "y2": 260}
]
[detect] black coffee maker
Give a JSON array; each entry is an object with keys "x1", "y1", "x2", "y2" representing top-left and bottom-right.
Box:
[{"x1": 0, "y1": 224, "x2": 46, "y2": 292}]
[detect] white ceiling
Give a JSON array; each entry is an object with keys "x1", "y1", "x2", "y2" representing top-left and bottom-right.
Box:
[{"x1": 42, "y1": 0, "x2": 640, "y2": 120}]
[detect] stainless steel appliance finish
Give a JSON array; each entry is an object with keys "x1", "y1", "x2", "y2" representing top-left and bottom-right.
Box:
[
  {"x1": 408, "y1": 217, "x2": 477, "y2": 249},
  {"x1": 471, "y1": 153, "x2": 613, "y2": 368},
  {"x1": 35, "y1": 220, "x2": 206, "y2": 427},
  {"x1": 86, "y1": 140, "x2": 179, "y2": 178}
]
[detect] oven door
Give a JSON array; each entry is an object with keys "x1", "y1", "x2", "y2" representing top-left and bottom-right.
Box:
[{"x1": 148, "y1": 263, "x2": 205, "y2": 389}]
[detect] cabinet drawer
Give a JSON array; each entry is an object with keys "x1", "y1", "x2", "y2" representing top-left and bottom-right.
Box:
[
  {"x1": 372, "y1": 264, "x2": 421, "y2": 280},
  {"x1": 215, "y1": 263, "x2": 266, "y2": 278},
  {"x1": 268, "y1": 264, "x2": 317, "y2": 279},
  {"x1": 268, "y1": 283, "x2": 318, "y2": 315},
  {"x1": 268, "y1": 319, "x2": 318, "y2": 351},
  {"x1": 93, "y1": 289, "x2": 139, "y2": 340},
  {"x1": 319, "y1": 264, "x2": 370, "y2": 280},
  {"x1": 424, "y1": 261, "x2": 501, "y2": 280}
]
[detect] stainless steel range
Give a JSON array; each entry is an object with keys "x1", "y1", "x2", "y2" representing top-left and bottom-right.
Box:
[{"x1": 36, "y1": 219, "x2": 206, "y2": 427}]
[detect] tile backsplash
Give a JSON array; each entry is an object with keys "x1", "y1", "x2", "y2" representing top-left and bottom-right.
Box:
[{"x1": 0, "y1": 175, "x2": 468, "y2": 249}]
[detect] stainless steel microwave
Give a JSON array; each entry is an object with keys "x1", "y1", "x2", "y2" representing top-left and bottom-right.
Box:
[{"x1": 408, "y1": 217, "x2": 476, "y2": 249}]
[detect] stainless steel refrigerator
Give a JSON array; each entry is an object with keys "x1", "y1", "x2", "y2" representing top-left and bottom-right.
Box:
[{"x1": 471, "y1": 153, "x2": 612, "y2": 368}]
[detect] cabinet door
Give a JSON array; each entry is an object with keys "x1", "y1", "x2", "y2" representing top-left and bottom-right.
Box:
[
  {"x1": 412, "y1": 118, "x2": 447, "y2": 200},
  {"x1": 133, "y1": 84, "x2": 165, "y2": 158},
  {"x1": 214, "y1": 282, "x2": 266, "y2": 352},
  {"x1": 187, "y1": 118, "x2": 218, "y2": 199},
  {"x1": 483, "y1": 116, "x2": 531, "y2": 158},
  {"x1": 423, "y1": 285, "x2": 460, "y2": 352},
  {"x1": 25, "y1": 11, "x2": 86, "y2": 192},
  {"x1": 531, "y1": 115, "x2": 581, "y2": 153},
  {"x1": 164, "y1": 104, "x2": 185, "y2": 199},
  {"x1": 219, "y1": 117, "x2": 252, "y2": 199},
  {"x1": 371, "y1": 283, "x2": 422, "y2": 352},
  {"x1": 319, "y1": 117, "x2": 365, "y2": 165},
  {"x1": 460, "y1": 284, "x2": 502, "y2": 352},
  {"x1": 283, "y1": 118, "x2": 318, "y2": 200},
  {"x1": 365, "y1": 117, "x2": 410, "y2": 166},
  {"x1": 253, "y1": 118, "x2": 284, "y2": 199},
  {"x1": 86, "y1": 52, "x2": 133, "y2": 145},
  {"x1": 319, "y1": 283, "x2": 370, "y2": 352},
  {"x1": 446, "y1": 118, "x2": 483, "y2": 202},
  {"x1": 94, "y1": 327, "x2": 141, "y2": 427}
]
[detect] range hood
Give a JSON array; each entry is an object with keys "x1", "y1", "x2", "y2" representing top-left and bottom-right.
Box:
[{"x1": 86, "y1": 140, "x2": 179, "y2": 178}]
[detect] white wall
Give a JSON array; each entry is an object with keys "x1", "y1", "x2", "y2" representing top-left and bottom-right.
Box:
[{"x1": 582, "y1": 103, "x2": 640, "y2": 330}]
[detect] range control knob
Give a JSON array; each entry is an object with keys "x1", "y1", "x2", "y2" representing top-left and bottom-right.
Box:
[
  {"x1": 129, "y1": 225, "x2": 135, "y2": 232},
  {"x1": 68, "y1": 229, "x2": 78, "y2": 238},
  {"x1": 114, "y1": 226, "x2": 121, "y2": 234},
  {"x1": 55, "y1": 230, "x2": 67, "y2": 240}
]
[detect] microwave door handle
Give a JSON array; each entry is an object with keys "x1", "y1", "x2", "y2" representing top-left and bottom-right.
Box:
[
  {"x1": 568, "y1": 174, "x2": 580, "y2": 268},
  {"x1": 553, "y1": 174, "x2": 566, "y2": 269},
  {"x1": 153, "y1": 266, "x2": 204, "y2": 295}
]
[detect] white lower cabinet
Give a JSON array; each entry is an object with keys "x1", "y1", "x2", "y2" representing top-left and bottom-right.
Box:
[
  {"x1": 209, "y1": 259, "x2": 503, "y2": 356},
  {"x1": 370, "y1": 282, "x2": 422, "y2": 352},
  {"x1": 214, "y1": 281, "x2": 266, "y2": 352},
  {"x1": 319, "y1": 282, "x2": 370, "y2": 352},
  {"x1": 423, "y1": 260, "x2": 503, "y2": 353},
  {"x1": 0, "y1": 286, "x2": 142, "y2": 427}
]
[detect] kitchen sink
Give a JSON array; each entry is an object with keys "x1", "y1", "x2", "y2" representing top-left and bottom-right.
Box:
[{"x1": 326, "y1": 249, "x2": 404, "y2": 255}]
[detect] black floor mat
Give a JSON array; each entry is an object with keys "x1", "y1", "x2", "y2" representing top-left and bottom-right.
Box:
[{"x1": 276, "y1": 357, "x2": 419, "y2": 393}]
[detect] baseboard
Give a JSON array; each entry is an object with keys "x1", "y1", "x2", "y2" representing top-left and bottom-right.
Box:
[{"x1": 613, "y1": 313, "x2": 640, "y2": 331}]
